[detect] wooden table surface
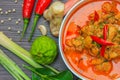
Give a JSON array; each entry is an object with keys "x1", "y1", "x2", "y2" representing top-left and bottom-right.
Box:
[{"x1": 0, "y1": 0, "x2": 78, "y2": 80}]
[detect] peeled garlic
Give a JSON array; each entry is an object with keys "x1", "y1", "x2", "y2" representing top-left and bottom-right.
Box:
[{"x1": 38, "y1": 25, "x2": 47, "y2": 35}]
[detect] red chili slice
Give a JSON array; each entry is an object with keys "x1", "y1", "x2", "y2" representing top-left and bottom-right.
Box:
[
  {"x1": 100, "y1": 24, "x2": 108, "y2": 56},
  {"x1": 90, "y1": 35, "x2": 114, "y2": 46},
  {"x1": 103, "y1": 24, "x2": 108, "y2": 40},
  {"x1": 94, "y1": 11, "x2": 99, "y2": 22},
  {"x1": 100, "y1": 46, "x2": 106, "y2": 57}
]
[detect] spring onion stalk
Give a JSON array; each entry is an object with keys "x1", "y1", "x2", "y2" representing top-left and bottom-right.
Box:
[
  {"x1": 0, "y1": 49, "x2": 30, "y2": 80},
  {"x1": 0, "y1": 32, "x2": 59, "y2": 74}
]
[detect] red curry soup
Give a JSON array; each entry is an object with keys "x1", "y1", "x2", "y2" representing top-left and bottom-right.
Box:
[{"x1": 61, "y1": 0, "x2": 120, "y2": 80}]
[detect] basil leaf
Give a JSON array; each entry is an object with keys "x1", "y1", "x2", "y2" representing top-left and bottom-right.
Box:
[
  {"x1": 32, "y1": 73, "x2": 59, "y2": 80},
  {"x1": 51, "y1": 70, "x2": 73, "y2": 80},
  {"x1": 32, "y1": 70, "x2": 73, "y2": 80},
  {"x1": 47, "y1": 77, "x2": 59, "y2": 80},
  {"x1": 35, "y1": 68, "x2": 55, "y2": 76},
  {"x1": 25, "y1": 65, "x2": 73, "y2": 80},
  {"x1": 32, "y1": 68, "x2": 56, "y2": 80},
  {"x1": 32, "y1": 73, "x2": 41, "y2": 80}
]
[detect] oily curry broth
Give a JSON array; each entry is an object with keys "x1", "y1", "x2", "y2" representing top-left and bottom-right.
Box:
[{"x1": 62, "y1": 0, "x2": 120, "y2": 80}]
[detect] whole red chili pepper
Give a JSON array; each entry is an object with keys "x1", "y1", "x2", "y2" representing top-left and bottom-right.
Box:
[
  {"x1": 90, "y1": 35, "x2": 114, "y2": 46},
  {"x1": 20, "y1": 0, "x2": 35, "y2": 40},
  {"x1": 28, "y1": 0, "x2": 52, "y2": 41},
  {"x1": 94, "y1": 11, "x2": 99, "y2": 22}
]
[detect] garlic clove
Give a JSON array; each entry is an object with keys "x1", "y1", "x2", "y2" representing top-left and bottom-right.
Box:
[{"x1": 38, "y1": 25, "x2": 47, "y2": 36}]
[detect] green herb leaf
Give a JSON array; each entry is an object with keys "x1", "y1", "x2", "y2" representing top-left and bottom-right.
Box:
[
  {"x1": 51, "y1": 70, "x2": 73, "y2": 80},
  {"x1": 31, "y1": 69, "x2": 73, "y2": 80},
  {"x1": 32, "y1": 73, "x2": 41, "y2": 80},
  {"x1": 35, "y1": 68, "x2": 56, "y2": 76},
  {"x1": 25, "y1": 65, "x2": 73, "y2": 80}
]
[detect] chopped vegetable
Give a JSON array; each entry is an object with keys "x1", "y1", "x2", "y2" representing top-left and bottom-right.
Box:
[
  {"x1": 21, "y1": 0, "x2": 35, "y2": 40},
  {"x1": 0, "y1": 49, "x2": 30, "y2": 80},
  {"x1": 30, "y1": 36, "x2": 57, "y2": 64},
  {"x1": 29, "y1": 0, "x2": 52, "y2": 41},
  {"x1": 43, "y1": 1, "x2": 64, "y2": 37},
  {"x1": 66, "y1": 22, "x2": 80, "y2": 38}
]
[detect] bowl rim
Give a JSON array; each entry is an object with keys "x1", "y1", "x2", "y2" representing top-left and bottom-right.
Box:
[{"x1": 59, "y1": 0, "x2": 87, "y2": 80}]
